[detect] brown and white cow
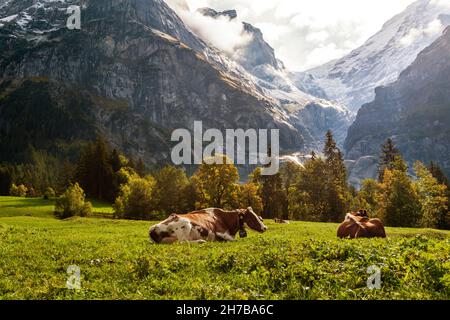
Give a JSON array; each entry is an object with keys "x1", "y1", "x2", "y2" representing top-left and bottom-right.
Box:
[
  {"x1": 149, "y1": 207, "x2": 267, "y2": 244},
  {"x1": 337, "y1": 209, "x2": 386, "y2": 239}
]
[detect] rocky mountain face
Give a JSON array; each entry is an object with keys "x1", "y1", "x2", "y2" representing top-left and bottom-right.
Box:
[
  {"x1": 195, "y1": 6, "x2": 352, "y2": 148},
  {"x1": 345, "y1": 26, "x2": 450, "y2": 180},
  {"x1": 0, "y1": 0, "x2": 307, "y2": 165},
  {"x1": 296, "y1": 0, "x2": 450, "y2": 112}
]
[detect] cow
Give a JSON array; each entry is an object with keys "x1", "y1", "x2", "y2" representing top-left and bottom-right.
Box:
[
  {"x1": 274, "y1": 218, "x2": 290, "y2": 224},
  {"x1": 337, "y1": 209, "x2": 386, "y2": 239},
  {"x1": 149, "y1": 207, "x2": 267, "y2": 244}
]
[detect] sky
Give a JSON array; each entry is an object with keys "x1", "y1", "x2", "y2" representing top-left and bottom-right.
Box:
[{"x1": 167, "y1": 0, "x2": 417, "y2": 71}]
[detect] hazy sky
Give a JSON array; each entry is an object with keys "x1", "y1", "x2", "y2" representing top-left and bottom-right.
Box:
[{"x1": 169, "y1": 0, "x2": 417, "y2": 71}]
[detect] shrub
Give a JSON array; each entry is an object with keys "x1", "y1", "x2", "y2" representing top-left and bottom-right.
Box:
[
  {"x1": 9, "y1": 184, "x2": 28, "y2": 197},
  {"x1": 113, "y1": 175, "x2": 157, "y2": 220},
  {"x1": 54, "y1": 183, "x2": 93, "y2": 219},
  {"x1": 43, "y1": 187, "x2": 56, "y2": 200}
]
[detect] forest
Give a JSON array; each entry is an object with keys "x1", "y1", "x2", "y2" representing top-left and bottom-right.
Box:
[{"x1": 0, "y1": 131, "x2": 449, "y2": 230}]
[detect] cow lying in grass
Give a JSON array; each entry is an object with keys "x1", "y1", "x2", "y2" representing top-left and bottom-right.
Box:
[
  {"x1": 149, "y1": 207, "x2": 267, "y2": 244},
  {"x1": 337, "y1": 209, "x2": 386, "y2": 239}
]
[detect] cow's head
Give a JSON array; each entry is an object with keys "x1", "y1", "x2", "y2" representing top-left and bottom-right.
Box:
[
  {"x1": 149, "y1": 214, "x2": 179, "y2": 244},
  {"x1": 239, "y1": 207, "x2": 268, "y2": 233}
]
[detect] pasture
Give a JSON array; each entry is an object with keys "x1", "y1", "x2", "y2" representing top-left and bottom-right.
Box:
[{"x1": 0, "y1": 197, "x2": 449, "y2": 300}]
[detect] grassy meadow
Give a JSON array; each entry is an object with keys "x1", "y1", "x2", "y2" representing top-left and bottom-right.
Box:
[{"x1": 0, "y1": 196, "x2": 449, "y2": 300}]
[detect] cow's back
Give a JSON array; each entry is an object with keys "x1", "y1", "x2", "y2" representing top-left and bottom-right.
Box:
[{"x1": 366, "y1": 219, "x2": 387, "y2": 238}]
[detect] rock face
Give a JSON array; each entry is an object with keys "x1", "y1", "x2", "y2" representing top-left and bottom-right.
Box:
[
  {"x1": 0, "y1": 0, "x2": 305, "y2": 164},
  {"x1": 297, "y1": 0, "x2": 450, "y2": 112},
  {"x1": 345, "y1": 157, "x2": 379, "y2": 189},
  {"x1": 195, "y1": 6, "x2": 353, "y2": 148},
  {"x1": 345, "y1": 26, "x2": 450, "y2": 177}
]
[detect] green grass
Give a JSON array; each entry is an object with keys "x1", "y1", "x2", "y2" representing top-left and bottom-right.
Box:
[
  {"x1": 0, "y1": 196, "x2": 114, "y2": 218},
  {"x1": 0, "y1": 197, "x2": 449, "y2": 300}
]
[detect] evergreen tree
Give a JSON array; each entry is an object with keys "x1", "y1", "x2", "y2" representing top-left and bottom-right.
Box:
[
  {"x1": 110, "y1": 149, "x2": 122, "y2": 173},
  {"x1": 56, "y1": 160, "x2": 75, "y2": 194},
  {"x1": 378, "y1": 138, "x2": 400, "y2": 182},
  {"x1": 0, "y1": 166, "x2": 12, "y2": 196},
  {"x1": 429, "y1": 161, "x2": 450, "y2": 189},
  {"x1": 75, "y1": 137, "x2": 141, "y2": 202},
  {"x1": 135, "y1": 158, "x2": 147, "y2": 177},
  {"x1": 279, "y1": 162, "x2": 302, "y2": 220},
  {"x1": 251, "y1": 167, "x2": 285, "y2": 219},
  {"x1": 323, "y1": 130, "x2": 350, "y2": 222}
]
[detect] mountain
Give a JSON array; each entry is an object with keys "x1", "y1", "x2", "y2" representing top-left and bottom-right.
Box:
[
  {"x1": 345, "y1": 26, "x2": 450, "y2": 181},
  {"x1": 297, "y1": 0, "x2": 450, "y2": 112},
  {"x1": 0, "y1": 0, "x2": 307, "y2": 165},
  {"x1": 194, "y1": 6, "x2": 352, "y2": 148}
]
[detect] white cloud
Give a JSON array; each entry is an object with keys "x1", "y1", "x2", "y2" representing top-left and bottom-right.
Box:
[
  {"x1": 400, "y1": 19, "x2": 444, "y2": 47},
  {"x1": 166, "y1": 0, "x2": 253, "y2": 57},
  {"x1": 430, "y1": 0, "x2": 450, "y2": 10},
  {"x1": 167, "y1": 0, "x2": 420, "y2": 71}
]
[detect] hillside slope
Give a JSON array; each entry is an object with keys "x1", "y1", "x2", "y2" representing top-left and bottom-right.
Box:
[
  {"x1": 0, "y1": 0, "x2": 305, "y2": 165},
  {"x1": 345, "y1": 26, "x2": 450, "y2": 176},
  {"x1": 298, "y1": 0, "x2": 450, "y2": 112}
]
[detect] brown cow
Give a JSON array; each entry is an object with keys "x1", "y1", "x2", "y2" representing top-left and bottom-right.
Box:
[
  {"x1": 274, "y1": 218, "x2": 290, "y2": 224},
  {"x1": 149, "y1": 207, "x2": 267, "y2": 244},
  {"x1": 337, "y1": 209, "x2": 386, "y2": 239}
]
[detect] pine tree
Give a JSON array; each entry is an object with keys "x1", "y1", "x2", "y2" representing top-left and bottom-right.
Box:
[
  {"x1": 0, "y1": 166, "x2": 12, "y2": 196},
  {"x1": 56, "y1": 160, "x2": 75, "y2": 194},
  {"x1": 378, "y1": 138, "x2": 400, "y2": 182},
  {"x1": 279, "y1": 162, "x2": 302, "y2": 220},
  {"x1": 75, "y1": 137, "x2": 115, "y2": 202},
  {"x1": 249, "y1": 167, "x2": 284, "y2": 219},
  {"x1": 110, "y1": 149, "x2": 122, "y2": 173},
  {"x1": 135, "y1": 158, "x2": 146, "y2": 177},
  {"x1": 323, "y1": 130, "x2": 350, "y2": 222},
  {"x1": 428, "y1": 161, "x2": 450, "y2": 188}
]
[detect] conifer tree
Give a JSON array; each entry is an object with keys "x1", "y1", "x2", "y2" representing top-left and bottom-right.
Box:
[
  {"x1": 323, "y1": 130, "x2": 350, "y2": 222},
  {"x1": 378, "y1": 138, "x2": 400, "y2": 182}
]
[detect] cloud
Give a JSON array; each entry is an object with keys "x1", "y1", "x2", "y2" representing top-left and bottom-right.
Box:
[
  {"x1": 400, "y1": 18, "x2": 444, "y2": 47},
  {"x1": 171, "y1": 0, "x2": 419, "y2": 71},
  {"x1": 430, "y1": 0, "x2": 450, "y2": 10},
  {"x1": 165, "y1": 0, "x2": 253, "y2": 57}
]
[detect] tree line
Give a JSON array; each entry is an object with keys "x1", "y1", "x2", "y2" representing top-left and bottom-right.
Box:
[{"x1": 1, "y1": 133, "x2": 449, "y2": 229}]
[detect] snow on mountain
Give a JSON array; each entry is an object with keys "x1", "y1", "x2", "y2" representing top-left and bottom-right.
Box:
[
  {"x1": 297, "y1": 0, "x2": 450, "y2": 112},
  {"x1": 186, "y1": 4, "x2": 353, "y2": 148}
]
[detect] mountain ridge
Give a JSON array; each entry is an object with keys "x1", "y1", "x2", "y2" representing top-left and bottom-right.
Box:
[
  {"x1": 345, "y1": 25, "x2": 450, "y2": 179},
  {"x1": 297, "y1": 0, "x2": 450, "y2": 112}
]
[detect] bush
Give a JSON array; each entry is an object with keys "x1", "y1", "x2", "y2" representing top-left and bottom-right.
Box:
[
  {"x1": 43, "y1": 187, "x2": 56, "y2": 200},
  {"x1": 9, "y1": 184, "x2": 28, "y2": 197},
  {"x1": 113, "y1": 176, "x2": 156, "y2": 220},
  {"x1": 54, "y1": 183, "x2": 93, "y2": 219}
]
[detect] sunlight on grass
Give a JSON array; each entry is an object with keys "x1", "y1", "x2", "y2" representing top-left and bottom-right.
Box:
[{"x1": 0, "y1": 197, "x2": 449, "y2": 300}]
